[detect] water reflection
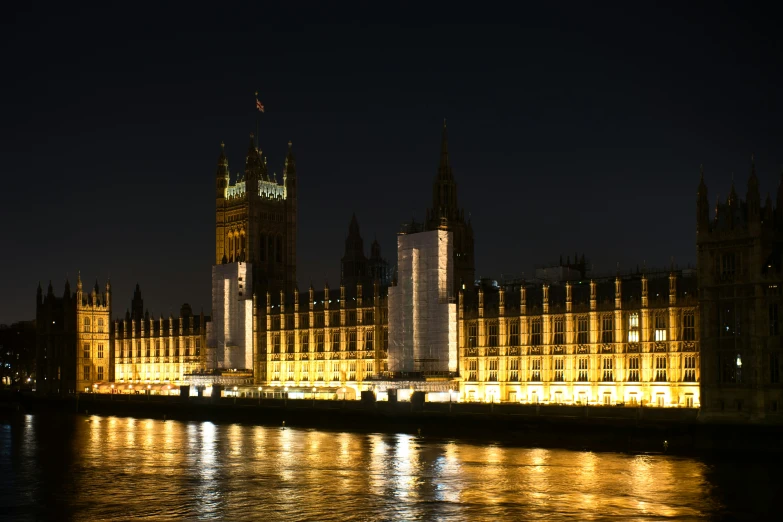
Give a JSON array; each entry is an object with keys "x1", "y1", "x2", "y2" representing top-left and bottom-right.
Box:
[{"x1": 0, "y1": 413, "x2": 770, "y2": 521}]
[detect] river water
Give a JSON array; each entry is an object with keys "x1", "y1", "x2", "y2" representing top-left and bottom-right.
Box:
[{"x1": 0, "y1": 412, "x2": 777, "y2": 521}]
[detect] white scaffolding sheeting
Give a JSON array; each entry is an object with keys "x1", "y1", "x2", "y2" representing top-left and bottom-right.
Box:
[
  {"x1": 208, "y1": 262, "x2": 254, "y2": 370},
  {"x1": 389, "y1": 230, "x2": 456, "y2": 373}
]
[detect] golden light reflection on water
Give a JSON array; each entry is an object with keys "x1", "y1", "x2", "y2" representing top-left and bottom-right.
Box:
[{"x1": 11, "y1": 415, "x2": 727, "y2": 521}]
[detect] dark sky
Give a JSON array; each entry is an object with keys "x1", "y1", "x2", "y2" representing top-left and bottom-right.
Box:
[{"x1": 2, "y1": 3, "x2": 781, "y2": 324}]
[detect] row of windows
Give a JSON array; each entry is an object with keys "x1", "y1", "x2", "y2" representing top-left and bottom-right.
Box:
[
  {"x1": 271, "y1": 310, "x2": 380, "y2": 329},
  {"x1": 82, "y1": 317, "x2": 106, "y2": 333},
  {"x1": 466, "y1": 312, "x2": 695, "y2": 347},
  {"x1": 463, "y1": 356, "x2": 692, "y2": 383},
  {"x1": 112, "y1": 339, "x2": 201, "y2": 358},
  {"x1": 83, "y1": 366, "x2": 104, "y2": 381},
  {"x1": 270, "y1": 330, "x2": 387, "y2": 353},
  {"x1": 269, "y1": 361, "x2": 374, "y2": 382}
]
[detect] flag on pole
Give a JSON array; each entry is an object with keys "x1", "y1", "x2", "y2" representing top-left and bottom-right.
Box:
[{"x1": 256, "y1": 98, "x2": 265, "y2": 113}]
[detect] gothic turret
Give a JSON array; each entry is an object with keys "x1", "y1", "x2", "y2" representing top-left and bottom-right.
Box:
[
  {"x1": 216, "y1": 142, "x2": 229, "y2": 198},
  {"x1": 245, "y1": 134, "x2": 263, "y2": 185},
  {"x1": 341, "y1": 213, "x2": 367, "y2": 288}
]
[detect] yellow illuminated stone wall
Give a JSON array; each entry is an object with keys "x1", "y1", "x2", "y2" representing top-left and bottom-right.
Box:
[
  {"x1": 458, "y1": 272, "x2": 700, "y2": 406},
  {"x1": 75, "y1": 275, "x2": 112, "y2": 392}
]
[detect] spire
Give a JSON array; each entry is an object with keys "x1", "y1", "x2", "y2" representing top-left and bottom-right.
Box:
[
  {"x1": 349, "y1": 213, "x2": 360, "y2": 237},
  {"x1": 284, "y1": 140, "x2": 296, "y2": 178},
  {"x1": 245, "y1": 133, "x2": 263, "y2": 182},
  {"x1": 438, "y1": 118, "x2": 452, "y2": 180},
  {"x1": 728, "y1": 173, "x2": 738, "y2": 206},
  {"x1": 77, "y1": 271, "x2": 82, "y2": 292}
]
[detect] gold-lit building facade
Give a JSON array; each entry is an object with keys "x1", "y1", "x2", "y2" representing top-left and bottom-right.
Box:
[
  {"x1": 75, "y1": 276, "x2": 113, "y2": 392},
  {"x1": 458, "y1": 272, "x2": 700, "y2": 406},
  {"x1": 112, "y1": 284, "x2": 208, "y2": 391},
  {"x1": 259, "y1": 281, "x2": 389, "y2": 398}
]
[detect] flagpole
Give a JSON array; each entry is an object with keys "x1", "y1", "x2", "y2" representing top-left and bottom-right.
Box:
[{"x1": 255, "y1": 91, "x2": 259, "y2": 150}]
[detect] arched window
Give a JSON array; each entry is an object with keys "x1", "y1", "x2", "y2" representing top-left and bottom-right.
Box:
[{"x1": 83, "y1": 317, "x2": 91, "y2": 332}]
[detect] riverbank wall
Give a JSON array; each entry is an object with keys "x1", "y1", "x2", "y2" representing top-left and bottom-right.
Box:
[{"x1": 3, "y1": 391, "x2": 782, "y2": 456}]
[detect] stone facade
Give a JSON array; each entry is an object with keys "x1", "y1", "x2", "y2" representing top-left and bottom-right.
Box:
[
  {"x1": 697, "y1": 158, "x2": 783, "y2": 420},
  {"x1": 458, "y1": 272, "x2": 700, "y2": 406},
  {"x1": 112, "y1": 285, "x2": 207, "y2": 390}
]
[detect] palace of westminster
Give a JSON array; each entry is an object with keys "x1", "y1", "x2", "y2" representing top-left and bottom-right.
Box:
[{"x1": 35, "y1": 122, "x2": 783, "y2": 422}]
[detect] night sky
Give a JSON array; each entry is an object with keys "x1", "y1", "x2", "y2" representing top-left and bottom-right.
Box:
[{"x1": 2, "y1": 4, "x2": 781, "y2": 324}]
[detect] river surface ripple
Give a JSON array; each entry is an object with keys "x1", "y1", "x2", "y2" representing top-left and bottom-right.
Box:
[{"x1": 0, "y1": 413, "x2": 778, "y2": 521}]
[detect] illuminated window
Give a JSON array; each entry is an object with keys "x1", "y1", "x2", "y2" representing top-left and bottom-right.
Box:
[
  {"x1": 553, "y1": 318, "x2": 564, "y2": 345},
  {"x1": 83, "y1": 366, "x2": 90, "y2": 381},
  {"x1": 628, "y1": 313, "x2": 639, "y2": 342},
  {"x1": 554, "y1": 358, "x2": 564, "y2": 381},
  {"x1": 287, "y1": 362, "x2": 294, "y2": 381},
  {"x1": 578, "y1": 357, "x2": 588, "y2": 381},
  {"x1": 155, "y1": 341, "x2": 161, "y2": 357},
  {"x1": 577, "y1": 317, "x2": 588, "y2": 344},
  {"x1": 301, "y1": 363, "x2": 309, "y2": 377},
  {"x1": 654, "y1": 315, "x2": 667, "y2": 342},
  {"x1": 332, "y1": 362, "x2": 340, "y2": 382},
  {"x1": 628, "y1": 356, "x2": 640, "y2": 382},
  {"x1": 629, "y1": 394, "x2": 638, "y2": 406},
  {"x1": 602, "y1": 358, "x2": 613, "y2": 382},
  {"x1": 316, "y1": 333, "x2": 325, "y2": 352},
  {"x1": 365, "y1": 361, "x2": 374, "y2": 374},
  {"x1": 629, "y1": 313, "x2": 639, "y2": 328},
  {"x1": 83, "y1": 317, "x2": 91, "y2": 332},
  {"x1": 364, "y1": 330, "x2": 373, "y2": 351},
  {"x1": 97, "y1": 344, "x2": 104, "y2": 359},
  {"x1": 97, "y1": 366, "x2": 104, "y2": 381},
  {"x1": 348, "y1": 331, "x2": 357, "y2": 351},
  {"x1": 97, "y1": 318, "x2": 104, "y2": 333},
  {"x1": 509, "y1": 359, "x2": 519, "y2": 381},
  {"x1": 331, "y1": 331, "x2": 340, "y2": 351},
  {"x1": 273, "y1": 334, "x2": 280, "y2": 354},
  {"x1": 272, "y1": 362, "x2": 280, "y2": 381},
  {"x1": 530, "y1": 359, "x2": 542, "y2": 381},
  {"x1": 348, "y1": 362, "x2": 356, "y2": 381},
  {"x1": 83, "y1": 344, "x2": 90, "y2": 359},
  {"x1": 301, "y1": 333, "x2": 310, "y2": 352},
  {"x1": 136, "y1": 341, "x2": 141, "y2": 358},
  {"x1": 287, "y1": 334, "x2": 294, "y2": 354},
  {"x1": 316, "y1": 362, "x2": 324, "y2": 381},
  {"x1": 655, "y1": 356, "x2": 668, "y2": 381},
  {"x1": 382, "y1": 328, "x2": 389, "y2": 350},
  {"x1": 488, "y1": 359, "x2": 498, "y2": 381}
]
